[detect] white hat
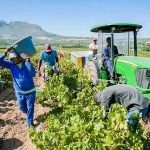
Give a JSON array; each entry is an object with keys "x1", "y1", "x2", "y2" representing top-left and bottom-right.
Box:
[{"x1": 8, "y1": 52, "x2": 17, "y2": 59}]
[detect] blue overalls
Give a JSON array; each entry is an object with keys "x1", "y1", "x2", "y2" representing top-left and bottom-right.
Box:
[{"x1": 102, "y1": 45, "x2": 119, "y2": 77}]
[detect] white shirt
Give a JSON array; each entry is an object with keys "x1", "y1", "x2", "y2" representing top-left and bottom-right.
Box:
[{"x1": 89, "y1": 43, "x2": 98, "y2": 51}]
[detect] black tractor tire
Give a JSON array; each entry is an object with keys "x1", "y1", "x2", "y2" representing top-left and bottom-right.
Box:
[{"x1": 87, "y1": 60, "x2": 99, "y2": 85}]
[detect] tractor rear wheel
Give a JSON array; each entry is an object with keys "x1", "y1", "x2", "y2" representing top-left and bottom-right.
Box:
[{"x1": 87, "y1": 60, "x2": 98, "y2": 85}]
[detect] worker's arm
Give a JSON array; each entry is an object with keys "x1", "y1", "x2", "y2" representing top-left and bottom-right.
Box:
[
  {"x1": 38, "y1": 59, "x2": 42, "y2": 72},
  {"x1": 102, "y1": 47, "x2": 110, "y2": 60},
  {"x1": 0, "y1": 48, "x2": 12, "y2": 69},
  {"x1": 89, "y1": 43, "x2": 96, "y2": 51},
  {"x1": 114, "y1": 45, "x2": 119, "y2": 55},
  {"x1": 25, "y1": 60, "x2": 36, "y2": 78},
  {"x1": 37, "y1": 51, "x2": 44, "y2": 76},
  {"x1": 89, "y1": 43, "x2": 92, "y2": 50},
  {"x1": 100, "y1": 90, "x2": 114, "y2": 117},
  {"x1": 55, "y1": 50, "x2": 59, "y2": 66},
  {"x1": 56, "y1": 57, "x2": 59, "y2": 63}
]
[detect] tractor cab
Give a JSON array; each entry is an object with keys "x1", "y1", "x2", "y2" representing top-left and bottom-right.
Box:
[{"x1": 87, "y1": 23, "x2": 150, "y2": 100}]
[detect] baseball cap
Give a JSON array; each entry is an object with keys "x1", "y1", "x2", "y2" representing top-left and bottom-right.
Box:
[
  {"x1": 93, "y1": 37, "x2": 97, "y2": 41},
  {"x1": 45, "y1": 44, "x2": 52, "y2": 52}
]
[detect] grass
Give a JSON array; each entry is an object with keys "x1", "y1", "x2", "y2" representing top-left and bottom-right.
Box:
[{"x1": 0, "y1": 46, "x2": 150, "y2": 57}]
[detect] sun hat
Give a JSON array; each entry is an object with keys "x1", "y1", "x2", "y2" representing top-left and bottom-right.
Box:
[{"x1": 45, "y1": 44, "x2": 52, "y2": 52}]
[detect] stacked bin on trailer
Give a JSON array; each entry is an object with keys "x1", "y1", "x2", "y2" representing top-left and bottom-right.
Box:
[{"x1": 71, "y1": 51, "x2": 93, "y2": 68}]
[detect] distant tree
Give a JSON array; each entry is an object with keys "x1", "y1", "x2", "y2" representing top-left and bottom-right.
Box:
[{"x1": 142, "y1": 43, "x2": 150, "y2": 51}]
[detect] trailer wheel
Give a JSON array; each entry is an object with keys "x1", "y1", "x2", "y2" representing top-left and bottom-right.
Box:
[{"x1": 87, "y1": 60, "x2": 98, "y2": 85}]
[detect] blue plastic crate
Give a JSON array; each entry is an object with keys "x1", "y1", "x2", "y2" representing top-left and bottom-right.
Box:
[{"x1": 11, "y1": 36, "x2": 36, "y2": 57}]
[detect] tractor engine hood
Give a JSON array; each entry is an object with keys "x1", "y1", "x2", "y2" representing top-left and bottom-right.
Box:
[
  {"x1": 115, "y1": 56, "x2": 150, "y2": 68},
  {"x1": 115, "y1": 56, "x2": 150, "y2": 99}
]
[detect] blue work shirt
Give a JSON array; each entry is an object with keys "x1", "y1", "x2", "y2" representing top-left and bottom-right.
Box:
[
  {"x1": 40, "y1": 50, "x2": 58, "y2": 66},
  {"x1": 102, "y1": 45, "x2": 119, "y2": 61},
  {"x1": 0, "y1": 53, "x2": 35, "y2": 93}
]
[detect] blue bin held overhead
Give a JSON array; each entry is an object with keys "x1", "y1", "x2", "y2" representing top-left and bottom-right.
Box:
[{"x1": 11, "y1": 36, "x2": 36, "y2": 57}]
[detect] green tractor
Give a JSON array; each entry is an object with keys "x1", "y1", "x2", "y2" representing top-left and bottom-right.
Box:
[{"x1": 87, "y1": 23, "x2": 150, "y2": 100}]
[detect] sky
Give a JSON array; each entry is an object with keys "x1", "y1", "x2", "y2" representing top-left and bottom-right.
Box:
[{"x1": 0, "y1": 0, "x2": 150, "y2": 38}]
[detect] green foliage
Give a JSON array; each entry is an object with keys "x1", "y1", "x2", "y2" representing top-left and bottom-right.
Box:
[
  {"x1": 37, "y1": 74, "x2": 71, "y2": 108},
  {"x1": 142, "y1": 43, "x2": 150, "y2": 51},
  {"x1": 30, "y1": 54, "x2": 149, "y2": 150},
  {"x1": 0, "y1": 67, "x2": 12, "y2": 87},
  {"x1": 62, "y1": 44, "x2": 87, "y2": 48}
]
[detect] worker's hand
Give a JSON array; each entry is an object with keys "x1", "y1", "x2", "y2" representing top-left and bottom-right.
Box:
[
  {"x1": 91, "y1": 47, "x2": 97, "y2": 51},
  {"x1": 5, "y1": 46, "x2": 12, "y2": 56}
]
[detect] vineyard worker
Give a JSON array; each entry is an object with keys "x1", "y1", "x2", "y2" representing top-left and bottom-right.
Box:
[
  {"x1": 0, "y1": 49, "x2": 36, "y2": 127},
  {"x1": 94, "y1": 84, "x2": 150, "y2": 130},
  {"x1": 89, "y1": 37, "x2": 98, "y2": 57},
  {"x1": 102, "y1": 37, "x2": 119, "y2": 77},
  {"x1": 38, "y1": 44, "x2": 59, "y2": 81}
]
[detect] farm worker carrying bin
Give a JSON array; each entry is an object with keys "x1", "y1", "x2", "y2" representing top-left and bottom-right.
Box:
[
  {"x1": 0, "y1": 36, "x2": 36, "y2": 127},
  {"x1": 38, "y1": 44, "x2": 59, "y2": 81},
  {"x1": 94, "y1": 84, "x2": 150, "y2": 131}
]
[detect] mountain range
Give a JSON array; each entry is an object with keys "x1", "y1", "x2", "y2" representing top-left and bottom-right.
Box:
[{"x1": 0, "y1": 20, "x2": 89, "y2": 45}]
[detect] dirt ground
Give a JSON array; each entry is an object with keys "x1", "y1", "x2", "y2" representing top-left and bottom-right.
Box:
[
  {"x1": 0, "y1": 74, "x2": 150, "y2": 150},
  {"x1": 0, "y1": 75, "x2": 48, "y2": 150}
]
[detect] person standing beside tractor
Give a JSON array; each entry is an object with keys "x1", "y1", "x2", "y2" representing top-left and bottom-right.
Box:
[
  {"x1": 94, "y1": 84, "x2": 150, "y2": 131},
  {"x1": 102, "y1": 37, "x2": 119, "y2": 77},
  {"x1": 38, "y1": 44, "x2": 59, "y2": 81},
  {"x1": 89, "y1": 37, "x2": 98, "y2": 57},
  {"x1": 0, "y1": 49, "x2": 36, "y2": 127}
]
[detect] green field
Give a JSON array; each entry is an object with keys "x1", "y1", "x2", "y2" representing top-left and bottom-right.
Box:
[{"x1": 0, "y1": 46, "x2": 150, "y2": 57}]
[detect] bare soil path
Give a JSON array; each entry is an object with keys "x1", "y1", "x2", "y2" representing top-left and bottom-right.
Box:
[{"x1": 0, "y1": 75, "x2": 48, "y2": 150}]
